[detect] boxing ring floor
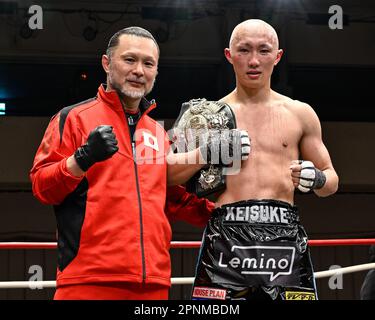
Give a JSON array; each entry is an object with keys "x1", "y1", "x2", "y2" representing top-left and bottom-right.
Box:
[{"x1": 0, "y1": 239, "x2": 374, "y2": 299}]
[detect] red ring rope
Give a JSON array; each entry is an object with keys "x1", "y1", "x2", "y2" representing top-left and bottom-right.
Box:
[{"x1": 0, "y1": 239, "x2": 374, "y2": 250}]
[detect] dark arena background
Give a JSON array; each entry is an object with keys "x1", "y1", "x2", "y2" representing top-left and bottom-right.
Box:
[{"x1": 0, "y1": 0, "x2": 375, "y2": 300}]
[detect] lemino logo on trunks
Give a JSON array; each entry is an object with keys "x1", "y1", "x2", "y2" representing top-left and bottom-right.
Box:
[{"x1": 215, "y1": 241, "x2": 298, "y2": 285}]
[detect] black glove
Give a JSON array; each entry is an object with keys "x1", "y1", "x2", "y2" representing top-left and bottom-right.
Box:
[
  {"x1": 74, "y1": 125, "x2": 119, "y2": 172},
  {"x1": 199, "y1": 129, "x2": 250, "y2": 166}
]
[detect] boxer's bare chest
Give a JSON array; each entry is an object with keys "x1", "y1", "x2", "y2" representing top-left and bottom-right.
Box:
[{"x1": 232, "y1": 101, "x2": 303, "y2": 156}]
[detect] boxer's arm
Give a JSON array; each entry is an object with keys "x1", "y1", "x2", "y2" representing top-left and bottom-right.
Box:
[
  {"x1": 166, "y1": 130, "x2": 250, "y2": 186},
  {"x1": 166, "y1": 149, "x2": 206, "y2": 186},
  {"x1": 297, "y1": 103, "x2": 339, "y2": 197}
]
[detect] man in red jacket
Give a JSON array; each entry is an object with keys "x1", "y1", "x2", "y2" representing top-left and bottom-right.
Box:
[{"x1": 30, "y1": 26, "x2": 214, "y2": 300}]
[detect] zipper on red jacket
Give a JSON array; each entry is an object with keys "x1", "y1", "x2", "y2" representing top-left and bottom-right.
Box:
[
  {"x1": 122, "y1": 101, "x2": 156, "y2": 282},
  {"x1": 127, "y1": 114, "x2": 147, "y2": 282}
]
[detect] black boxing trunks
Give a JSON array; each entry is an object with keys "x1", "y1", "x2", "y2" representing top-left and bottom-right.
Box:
[{"x1": 191, "y1": 199, "x2": 317, "y2": 300}]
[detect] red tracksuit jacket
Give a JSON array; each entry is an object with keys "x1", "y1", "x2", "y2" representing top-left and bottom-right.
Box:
[{"x1": 30, "y1": 85, "x2": 214, "y2": 287}]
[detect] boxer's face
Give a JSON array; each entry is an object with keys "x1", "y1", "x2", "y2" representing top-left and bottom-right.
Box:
[
  {"x1": 225, "y1": 26, "x2": 283, "y2": 89},
  {"x1": 102, "y1": 34, "x2": 159, "y2": 100}
]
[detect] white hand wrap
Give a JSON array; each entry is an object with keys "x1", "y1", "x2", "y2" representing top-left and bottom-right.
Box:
[
  {"x1": 240, "y1": 130, "x2": 251, "y2": 160},
  {"x1": 200, "y1": 129, "x2": 251, "y2": 166},
  {"x1": 298, "y1": 160, "x2": 327, "y2": 193}
]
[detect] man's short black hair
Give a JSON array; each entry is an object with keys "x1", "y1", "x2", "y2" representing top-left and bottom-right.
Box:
[{"x1": 106, "y1": 26, "x2": 159, "y2": 58}]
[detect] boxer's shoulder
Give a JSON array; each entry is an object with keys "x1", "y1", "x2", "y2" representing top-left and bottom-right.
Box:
[
  {"x1": 275, "y1": 94, "x2": 318, "y2": 124},
  {"x1": 272, "y1": 92, "x2": 306, "y2": 110},
  {"x1": 218, "y1": 91, "x2": 239, "y2": 108},
  {"x1": 290, "y1": 100, "x2": 320, "y2": 130}
]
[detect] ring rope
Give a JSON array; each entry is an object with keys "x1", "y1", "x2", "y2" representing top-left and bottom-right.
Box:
[
  {"x1": 1, "y1": 238, "x2": 375, "y2": 250},
  {"x1": 314, "y1": 262, "x2": 375, "y2": 279},
  {"x1": 0, "y1": 239, "x2": 374, "y2": 289},
  {"x1": 0, "y1": 263, "x2": 374, "y2": 289}
]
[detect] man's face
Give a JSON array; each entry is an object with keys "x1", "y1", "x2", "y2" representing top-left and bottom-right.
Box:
[
  {"x1": 225, "y1": 27, "x2": 283, "y2": 89},
  {"x1": 103, "y1": 34, "x2": 159, "y2": 100}
]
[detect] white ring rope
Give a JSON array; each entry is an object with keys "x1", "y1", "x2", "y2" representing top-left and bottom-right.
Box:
[
  {"x1": 314, "y1": 262, "x2": 375, "y2": 279},
  {"x1": 0, "y1": 263, "x2": 374, "y2": 289},
  {"x1": 0, "y1": 281, "x2": 56, "y2": 289}
]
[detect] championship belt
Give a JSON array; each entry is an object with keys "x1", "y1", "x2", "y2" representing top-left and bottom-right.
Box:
[{"x1": 172, "y1": 98, "x2": 237, "y2": 197}]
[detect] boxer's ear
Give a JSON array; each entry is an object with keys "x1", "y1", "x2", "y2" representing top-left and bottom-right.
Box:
[
  {"x1": 274, "y1": 49, "x2": 283, "y2": 66},
  {"x1": 224, "y1": 48, "x2": 233, "y2": 64}
]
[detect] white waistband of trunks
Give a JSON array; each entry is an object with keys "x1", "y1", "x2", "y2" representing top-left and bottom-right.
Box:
[{"x1": 215, "y1": 201, "x2": 299, "y2": 225}]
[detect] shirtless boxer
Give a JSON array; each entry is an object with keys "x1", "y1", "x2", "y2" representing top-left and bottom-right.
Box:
[{"x1": 188, "y1": 19, "x2": 339, "y2": 300}]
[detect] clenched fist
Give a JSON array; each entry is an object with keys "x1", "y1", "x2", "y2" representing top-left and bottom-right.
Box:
[
  {"x1": 74, "y1": 125, "x2": 119, "y2": 172},
  {"x1": 290, "y1": 160, "x2": 326, "y2": 192}
]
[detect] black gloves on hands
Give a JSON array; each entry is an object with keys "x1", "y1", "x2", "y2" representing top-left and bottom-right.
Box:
[
  {"x1": 74, "y1": 125, "x2": 119, "y2": 172},
  {"x1": 199, "y1": 129, "x2": 250, "y2": 167}
]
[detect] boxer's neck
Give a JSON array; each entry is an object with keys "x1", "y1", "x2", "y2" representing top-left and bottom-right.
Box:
[{"x1": 235, "y1": 85, "x2": 272, "y2": 105}]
